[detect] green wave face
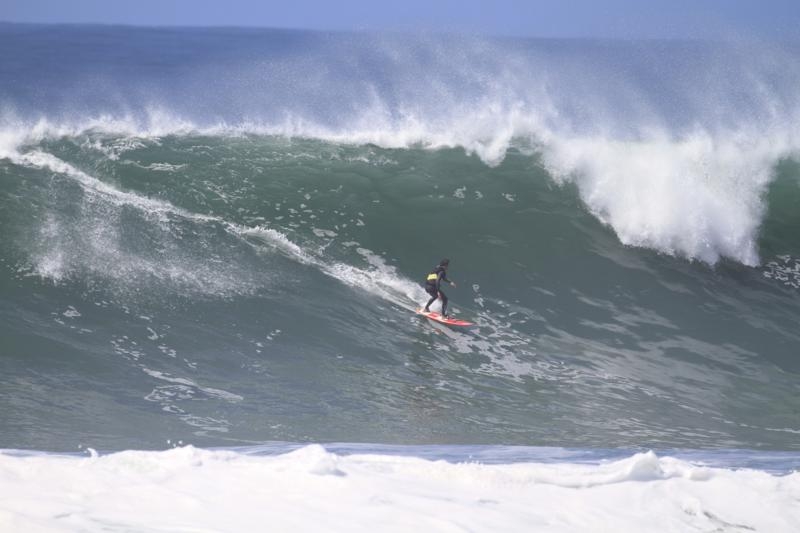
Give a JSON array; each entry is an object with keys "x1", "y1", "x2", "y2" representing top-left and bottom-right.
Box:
[{"x1": 2, "y1": 132, "x2": 799, "y2": 451}]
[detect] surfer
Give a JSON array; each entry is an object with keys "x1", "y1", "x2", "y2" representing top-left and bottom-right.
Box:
[{"x1": 423, "y1": 258, "x2": 457, "y2": 317}]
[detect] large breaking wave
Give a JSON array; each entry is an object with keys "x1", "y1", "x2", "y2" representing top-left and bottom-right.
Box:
[{"x1": 3, "y1": 26, "x2": 800, "y2": 265}]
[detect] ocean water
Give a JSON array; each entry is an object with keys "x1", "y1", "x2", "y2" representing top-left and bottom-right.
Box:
[{"x1": 1, "y1": 23, "x2": 800, "y2": 531}]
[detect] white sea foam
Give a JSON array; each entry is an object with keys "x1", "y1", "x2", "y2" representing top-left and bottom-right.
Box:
[
  {"x1": 543, "y1": 129, "x2": 790, "y2": 265},
  {"x1": 0, "y1": 445, "x2": 796, "y2": 532},
  {"x1": 763, "y1": 255, "x2": 800, "y2": 288},
  {"x1": 141, "y1": 368, "x2": 243, "y2": 403},
  {"x1": 239, "y1": 226, "x2": 425, "y2": 308}
]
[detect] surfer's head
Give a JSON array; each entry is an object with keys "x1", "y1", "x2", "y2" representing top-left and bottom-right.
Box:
[{"x1": 439, "y1": 258, "x2": 450, "y2": 268}]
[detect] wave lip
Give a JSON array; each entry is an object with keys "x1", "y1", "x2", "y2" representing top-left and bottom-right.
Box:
[{"x1": 0, "y1": 445, "x2": 797, "y2": 532}]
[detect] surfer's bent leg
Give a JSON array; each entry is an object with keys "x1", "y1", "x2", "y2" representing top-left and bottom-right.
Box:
[
  {"x1": 439, "y1": 290, "x2": 448, "y2": 316},
  {"x1": 424, "y1": 286, "x2": 438, "y2": 312}
]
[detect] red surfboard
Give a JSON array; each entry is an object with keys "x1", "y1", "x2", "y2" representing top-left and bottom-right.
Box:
[{"x1": 416, "y1": 309, "x2": 474, "y2": 327}]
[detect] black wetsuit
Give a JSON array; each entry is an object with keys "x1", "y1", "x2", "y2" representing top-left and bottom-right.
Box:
[{"x1": 424, "y1": 265, "x2": 451, "y2": 316}]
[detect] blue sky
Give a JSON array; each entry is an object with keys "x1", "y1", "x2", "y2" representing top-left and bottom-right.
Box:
[{"x1": 2, "y1": 0, "x2": 799, "y2": 39}]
